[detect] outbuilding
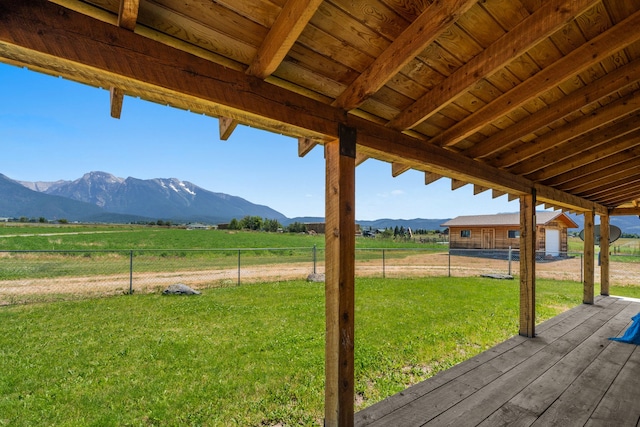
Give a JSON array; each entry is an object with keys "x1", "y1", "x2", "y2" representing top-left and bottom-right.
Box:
[{"x1": 441, "y1": 212, "x2": 578, "y2": 257}]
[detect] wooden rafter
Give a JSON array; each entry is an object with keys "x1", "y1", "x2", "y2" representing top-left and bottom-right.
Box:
[
  {"x1": 246, "y1": 0, "x2": 322, "y2": 79},
  {"x1": 431, "y1": 8, "x2": 640, "y2": 148},
  {"x1": 332, "y1": 0, "x2": 476, "y2": 111},
  {"x1": 525, "y1": 118, "x2": 640, "y2": 182},
  {"x1": 533, "y1": 130, "x2": 640, "y2": 185},
  {"x1": 109, "y1": 0, "x2": 139, "y2": 119},
  {"x1": 388, "y1": 0, "x2": 598, "y2": 131},
  {"x1": 473, "y1": 185, "x2": 488, "y2": 195},
  {"x1": 298, "y1": 137, "x2": 318, "y2": 157},
  {"x1": 219, "y1": 116, "x2": 238, "y2": 141},
  {"x1": 109, "y1": 87, "x2": 124, "y2": 119},
  {"x1": 492, "y1": 189, "x2": 506, "y2": 199},
  {"x1": 463, "y1": 57, "x2": 640, "y2": 160},
  {"x1": 355, "y1": 153, "x2": 369, "y2": 166},
  {"x1": 568, "y1": 164, "x2": 640, "y2": 194},
  {"x1": 0, "y1": 0, "x2": 609, "y2": 215},
  {"x1": 391, "y1": 162, "x2": 411, "y2": 177},
  {"x1": 424, "y1": 172, "x2": 442, "y2": 185},
  {"x1": 497, "y1": 91, "x2": 640, "y2": 170},
  {"x1": 451, "y1": 179, "x2": 467, "y2": 191},
  {"x1": 117, "y1": 0, "x2": 139, "y2": 31}
]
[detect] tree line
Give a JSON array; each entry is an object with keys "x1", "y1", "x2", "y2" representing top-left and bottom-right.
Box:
[{"x1": 227, "y1": 216, "x2": 307, "y2": 233}]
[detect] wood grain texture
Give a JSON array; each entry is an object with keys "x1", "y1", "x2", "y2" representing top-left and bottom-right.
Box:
[
  {"x1": 324, "y1": 137, "x2": 356, "y2": 427},
  {"x1": 519, "y1": 193, "x2": 536, "y2": 338}
]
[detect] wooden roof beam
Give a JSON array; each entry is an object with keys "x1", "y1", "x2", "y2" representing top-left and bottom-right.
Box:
[
  {"x1": 298, "y1": 137, "x2": 318, "y2": 157},
  {"x1": 388, "y1": 0, "x2": 598, "y2": 131},
  {"x1": 432, "y1": 8, "x2": 640, "y2": 148},
  {"x1": 539, "y1": 141, "x2": 640, "y2": 189},
  {"x1": 564, "y1": 164, "x2": 640, "y2": 194},
  {"x1": 492, "y1": 189, "x2": 506, "y2": 199},
  {"x1": 534, "y1": 184, "x2": 604, "y2": 214},
  {"x1": 497, "y1": 90, "x2": 640, "y2": 170},
  {"x1": 117, "y1": 0, "x2": 139, "y2": 31},
  {"x1": 355, "y1": 153, "x2": 369, "y2": 166},
  {"x1": 425, "y1": 172, "x2": 442, "y2": 186},
  {"x1": 473, "y1": 185, "x2": 489, "y2": 195},
  {"x1": 451, "y1": 179, "x2": 467, "y2": 191},
  {"x1": 464, "y1": 57, "x2": 640, "y2": 160},
  {"x1": 590, "y1": 181, "x2": 640, "y2": 206},
  {"x1": 110, "y1": 87, "x2": 124, "y2": 119},
  {"x1": 110, "y1": 0, "x2": 139, "y2": 119},
  {"x1": 610, "y1": 207, "x2": 640, "y2": 216},
  {"x1": 0, "y1": 1, "x2": 607, "y2": 215},
  {"x1": 527, "y1": 123, "x2": 640, "y2": 185},
  {"x1": 332, "y1": 0, "x2": 476, "y2": 111},
  {"x1": 391, "y1": 162, "x2": 411, "y2": 177},
  {"x1": 246, "y1": 0, "x2": 322, "y2": 79},
  {"x1": 220, "y1": 117, "x2": 239, "y2": 141}
]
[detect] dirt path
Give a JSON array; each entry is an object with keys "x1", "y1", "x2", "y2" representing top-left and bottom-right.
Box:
[{"x1": 1, "y1": 253, "x2": 638, "y2": 304}]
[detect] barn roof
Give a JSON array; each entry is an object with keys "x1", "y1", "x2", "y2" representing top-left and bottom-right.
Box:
[
  {"x1": 2, "y1": 1, "x2": 640, "y2": 214},
  {"x1": 441, "y1": 211, "x2": 579, "y2": 228}
]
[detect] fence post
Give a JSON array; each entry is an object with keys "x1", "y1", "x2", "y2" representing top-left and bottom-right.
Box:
[
  {"x1": 382, "y1": 249, "x2": 386, "y2": 278},
  {"x1": 237, "y1": 249, "x2": 241, "y2": 286},
  {"x1": 313, "y1": 244, "x2": 317, "y2": 274},
  {"x1": 448, "y1": 249, "x2": 451, "y2": 277},
  {"x1": 508, "y1": 246, "x2": 512, "y2": 276},
  {"x1": 129, "y1": 250, "x2": 133, "y2": 295},
  {"x1": 580, "y1": 252, "x2": 583, "y2": 284}
]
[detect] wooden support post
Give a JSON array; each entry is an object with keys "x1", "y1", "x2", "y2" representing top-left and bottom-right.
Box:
[
  {"x1": 519, "y1": 192, "x2": 536, "y2": 337},
  {"x1": 600, "y1": 212, "x2": 610, "y2": 296},
  {"x1": 324, "y1": 124, "x2": 356, "y2": 427},
  {"x1": 583, "y1": 210, "x2": 595, "y2": 304}
]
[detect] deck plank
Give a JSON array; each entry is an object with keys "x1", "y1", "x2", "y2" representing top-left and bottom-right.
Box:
[
  {"x1": 356, "y1": 297, "x2": 640, "y2": 427},
  {"x1": 479, "y1": 301, "x2": 639, "y2": 426},
  {"x1": 422, "y1": 299, "x2": 631, "y2": 426},
  {"x1": 586, "y1": 345, "x2": 640, "y2": 426},
  {"x1": 357, "y1": 301, "x2": 607, "y2": 426}
]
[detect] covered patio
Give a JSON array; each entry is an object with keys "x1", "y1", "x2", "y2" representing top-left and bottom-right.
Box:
[
  {"x1": 2, "y1": 1, "x2": 640, "y2": 425},
  {"x1": 356, "y1": 295, "x2": 640, "y2": 426}
]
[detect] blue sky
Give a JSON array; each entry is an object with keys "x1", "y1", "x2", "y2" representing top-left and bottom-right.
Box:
[{"x1": 0, "y1": 63, "x2": 520, "y2": 220}]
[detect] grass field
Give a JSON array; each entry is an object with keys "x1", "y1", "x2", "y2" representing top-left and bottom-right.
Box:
[
  {"x1": 0, "y1": 276, "x2": 613, "y2": 426},
  {"x1": 0, "y1": 223, "x2": 448, "y2": 251}
]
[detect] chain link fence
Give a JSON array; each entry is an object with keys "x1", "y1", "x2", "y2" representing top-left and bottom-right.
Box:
[{"x1": 1, "y1": 247, "x2": 639, "y2": 305}]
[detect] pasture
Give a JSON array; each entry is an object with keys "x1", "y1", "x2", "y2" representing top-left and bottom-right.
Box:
[
  {"x1": 1, "y1": 224, "x2": 640, "y2": 425},
  {"x1": 0, "y1": 276, "x2": 611, "y2": 426}
]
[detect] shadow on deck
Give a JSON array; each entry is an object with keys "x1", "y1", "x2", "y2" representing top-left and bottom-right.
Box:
[{"x1": 356, "y1": 295, "x2": 640, "y2": 426}]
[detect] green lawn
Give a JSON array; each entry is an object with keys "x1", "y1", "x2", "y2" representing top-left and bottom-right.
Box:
[{"x1": 0, "y1": 276, "x2": 610, "y2": 426}]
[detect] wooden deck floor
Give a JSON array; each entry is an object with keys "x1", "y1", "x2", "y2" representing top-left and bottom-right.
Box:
[{"x1": 355, "y1": 296, "x2": 640, "y2": 427}]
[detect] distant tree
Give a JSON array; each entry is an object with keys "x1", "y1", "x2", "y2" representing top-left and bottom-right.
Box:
[
  {"x1": 157, "y1": 219, "x2": 165, "y2": 226},
  {"x1": 240, "y1": 215, "x2": 263, "y2": 231},
  {"x1": 263, "y1": 218, "x2": 282, "y2": 232},
  {"x1": 228, "y1": 218, "x2": 240, "y2": 230},
  {"x1": 380, "y1": 228, "x2": 393, "y2": 239},
  {"x1": 38, "y1": 217, "x2": 47, "y2": 223},
  {"x1": 19, "y1": 216, "x2": 28, "y2": 223},
  {"x1": 58, "y1": 218, "x2": 68, "y2": 224},
  {"x1": 287, "y1": 222, "x2": 307, "y2": 233}
]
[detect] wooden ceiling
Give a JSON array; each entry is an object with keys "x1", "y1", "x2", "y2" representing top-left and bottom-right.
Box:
[{"x1": 3, "y1": 0, "x2": 640, "y2": 215}]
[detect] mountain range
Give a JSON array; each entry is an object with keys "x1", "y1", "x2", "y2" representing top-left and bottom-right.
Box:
[
  {"x1": 2, "y1": 171, "x2": 284, "y2": 224},
  {"x1": 2, "y1": 171, "x2": 640, "y2": 234}
]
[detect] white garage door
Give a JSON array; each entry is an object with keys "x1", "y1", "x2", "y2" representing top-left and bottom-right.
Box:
[{"x1": 545, "y1": 229, "x2": 560, "y2": 256}]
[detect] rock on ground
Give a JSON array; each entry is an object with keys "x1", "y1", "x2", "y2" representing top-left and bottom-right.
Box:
[
  {"x1": 307, "y1": 273, "x2": 325, "y2": 282},
  {"x1": 162, "y1": 283, "x2": 201, "y2": 295}
]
